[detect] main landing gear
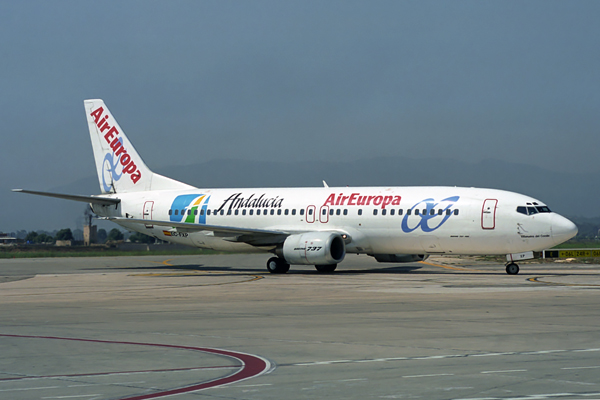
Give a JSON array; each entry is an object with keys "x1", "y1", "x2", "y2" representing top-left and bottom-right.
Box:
[
  {"x1": 265, "y1": 258, "x2": 338, "y2": 274},
  {"x1": 505, "y1": 262, "x2": 520, "y2": 275},
  {"x1": 314, "y1": 264, "x2": 337, "y2": 273},
  {"x1": 266, "y1": 257, "x2": 290, "y2": 274}
]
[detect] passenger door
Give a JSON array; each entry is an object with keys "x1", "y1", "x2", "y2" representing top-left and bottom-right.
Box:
[{"x1": 481, "y1": 199, "x2": 497, "y2": 229}]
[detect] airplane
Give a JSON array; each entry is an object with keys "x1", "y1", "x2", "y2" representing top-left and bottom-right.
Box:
[{"x1": 14, "y1": 99, "x2": 578, "y2": 275}]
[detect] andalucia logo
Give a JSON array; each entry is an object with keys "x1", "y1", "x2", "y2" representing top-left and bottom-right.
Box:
[{"x1": 169, "y1": 194, "x2": 211, "y2": 224}]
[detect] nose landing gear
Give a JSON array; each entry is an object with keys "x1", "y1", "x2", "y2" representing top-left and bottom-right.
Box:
[{"x1": 505, "y1": 262, "x2": 520, "y2": 275}]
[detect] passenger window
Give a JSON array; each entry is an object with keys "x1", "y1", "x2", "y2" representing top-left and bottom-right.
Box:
[
  {"x1": 390, "y1": 209, "x2": 395, "y2": 216},
  {"x1": 235, "y1": 210, "x2": 239, "y2": 215},
  {"x1": 382, "y1": 209, "x2": 387, "y2": 215},
  {"x1": 285, "y1": 209, "x2": 289, "y2": 215},
  {"x1": 300, "y1": 209, "x2": 304, "y2": 216},
  {"x1": 430, "y1": 209, "x2": 435, "y2": 215},
  {"x1": 336, "y1": 209, "x2": 341, "y2": 216},
  {"x1": 257, "y1": 209, "x2": 261, "y2": 215},
  {"x1": 206, "y1": 210, "x2": 210, "y2": 216},
  {"x1": 438, "y1": 209, "x2": 443, "y2": 215},
  {"x1": 322, "y1": 209, "x2": 327, "y2": 216},
  {"x1": 407, "y1": 209, "x2": 411, "y2": 215},
  {"x1": 399, "y1": 209, "x2": 403, "y2": 215},
  {"x1": 343, "y1": 209, "x2": 348, "y2": 215},
  {"x1": 187, "y1": 210, "x2": 191, "y2": 215},
  {"x1": 373, "y1": 209, "x2": 378, "y2": 215},
  {"x1": 194, "y1": 210, "x2": 198, "y2": 216},
  {"x1": 358, "y1": 209, "x2": 363, "y2": 216},
  {"x1": 242, "y1": 209, "x2": 246, "y2": 215},
  {"x1": 415, "y1": 209, "x2": 420, "y2": 215},
  {"x1": 249, "y1": 209, "x2": 254, "y2": 215},
  {"x1": 168, "y1": 209, "x2": 172, "y2": 216},
  {"x1": 292, "y1": 209, "x2": 297, "y2": 215},
  {"x1": 270, "y1": 209, "x2": 274, "y2": 215},
  {"x1": 277, "y1": 209, "x2": 282, "y2": 215},
  {"x1": 446, "y1": 209, "x2": 451, "y2": 216},
  {"x1": 330, "y1": 209, "x2": 334, "y2": 215},
  {"x1": 453, "y1": 209, "x2": 459, "y2": 216},
  {"x1": 220, "y1": 210, "x2": 224, "y2": 215},
  {"x1": 309, "y1": 209, "x2": 313, "y2": 215},
  {"x1": 227, "y1": 210, "x2": 231, "y2": 215},
  {"x1": 423, "y1": 209, "x2": 427, "y2": 215},
  {"x1": 200, "y1": 209, "x2": 205, "y2": 216}
]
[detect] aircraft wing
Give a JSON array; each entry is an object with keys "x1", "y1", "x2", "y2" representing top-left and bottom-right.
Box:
[{"x1": 109, "y1": 217, "x2": 292, "y2": 246}]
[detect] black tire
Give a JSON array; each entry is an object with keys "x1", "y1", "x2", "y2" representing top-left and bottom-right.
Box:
[
  {"x1": 506, "y1": 263, "x2": 519, "y2": 275},
  {"x1": 315, "y1": 264, "x2": 337, "y2": 273},
  {"x1": 266, "y1": 257, "x2": 290, "y2": 274}
]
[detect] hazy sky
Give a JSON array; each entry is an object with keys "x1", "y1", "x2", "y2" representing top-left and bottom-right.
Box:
[{"x1": 2, "y1": 1, "x2": 600, "y2": 232}]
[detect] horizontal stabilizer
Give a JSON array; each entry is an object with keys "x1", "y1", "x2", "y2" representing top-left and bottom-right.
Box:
[{"x1": 12, "y1": 189, "x2": 120, "y2": 206}]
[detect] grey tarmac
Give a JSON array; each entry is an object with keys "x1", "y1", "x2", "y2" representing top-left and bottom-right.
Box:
[{"x1": 1, "y1": 253, "x2": 599, "y2": 400}]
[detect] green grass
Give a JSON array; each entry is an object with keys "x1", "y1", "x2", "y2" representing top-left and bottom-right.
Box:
[{"x1": 552, "y1": 241, "x2": 600, "y2": 249}]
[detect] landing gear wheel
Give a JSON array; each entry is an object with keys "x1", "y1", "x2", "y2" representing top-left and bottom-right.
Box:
[
  {"x1": 266, "y1": 257, "x2": 290, "y2": 274},
  {"x1": 505, "y1": 263, "x2": 519, "y2": 275},
  {"x1": 315, "y1": 264, "x2": 337, "y2": 273}
]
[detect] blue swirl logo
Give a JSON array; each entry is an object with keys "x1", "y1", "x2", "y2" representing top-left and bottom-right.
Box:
[
  {"x1": 401, "y1": 196, "x2": 460, "y2": 233},
  {"x1": 101, "y1": 138, "x2": 124, "y2": 192}
]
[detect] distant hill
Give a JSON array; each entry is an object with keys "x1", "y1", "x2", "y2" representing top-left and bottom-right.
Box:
[{"x1": 3, "y1": 156, "x2": 598, "y2": 232}]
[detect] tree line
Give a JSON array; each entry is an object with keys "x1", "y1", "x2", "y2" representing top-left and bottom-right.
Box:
[{"x1": 19, "y1": 228, "x2": 156, "y2": 244}]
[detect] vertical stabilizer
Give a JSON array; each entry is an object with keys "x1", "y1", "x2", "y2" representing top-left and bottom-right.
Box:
[{"x1": 84, "y1": 99, "x2": 193, "y2": 194}]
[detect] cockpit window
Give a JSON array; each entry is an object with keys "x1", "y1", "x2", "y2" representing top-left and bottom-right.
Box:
[
  {"x1": 527, "y1": 207, "x2": 538, "y2": 215},
  {"x1": 517, "y1": 205, "x2": 551, "y2": 215}
]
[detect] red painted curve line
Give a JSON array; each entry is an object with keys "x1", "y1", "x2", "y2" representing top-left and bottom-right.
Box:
[{"x1": 0, "y1": 334, "x2": 272, "y2": 400}]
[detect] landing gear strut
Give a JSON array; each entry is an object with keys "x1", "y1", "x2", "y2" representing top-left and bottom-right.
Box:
[
  {"x1": 505, "y1": 262, "x2": 519, "y2": 275},
  {"x1": 266, "y1": 257, "x2": 290, "y2": 274}
]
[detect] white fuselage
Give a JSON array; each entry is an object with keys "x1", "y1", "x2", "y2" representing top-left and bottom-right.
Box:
[{"x1": 94, "y1": 186, "x2": 577, "y2": 256}]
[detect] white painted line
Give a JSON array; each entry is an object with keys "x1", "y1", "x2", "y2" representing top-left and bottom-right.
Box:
[
  {"x1": 42, "y1": 396, "x2": 101, "y2": 399},
  {"x1": 0, "y1": 386, "x2": 59, "y2": 392},
  {"x1": 402, "y1": 373, "x2": 454, "y2": 378},
  {"x1": 521, "y1": 350, "x2": 566, "y2": 355},
  {"x1": 561, "y1": 365, "x2": 600, "y2": 370},
  {"x1": 232, "y1": 383, "x2": 273, "y2": 387},
  {"x1": 471, "y1": 352, "x2": 517, "y2": 357},
  {"x1": 291, "y1": 347, "x2": 600, "y2": 367},
  {"x1": 480, "y1": 369, "x2": 527, "y2": 374}
]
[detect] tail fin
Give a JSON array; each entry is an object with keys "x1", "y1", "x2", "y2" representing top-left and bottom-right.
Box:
[{"x1": 84, "y1": 99, "x2": 194, "y2": 194}]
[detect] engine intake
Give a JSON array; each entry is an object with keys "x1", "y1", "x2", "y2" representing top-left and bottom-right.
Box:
[{"x1": 282, "y1": 232, "x2": 346, "y2": 265}]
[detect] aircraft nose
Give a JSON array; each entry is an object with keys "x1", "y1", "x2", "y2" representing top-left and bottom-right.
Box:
[{"x1": 552, "y1": 214, "x2": 578, "y2": 244}]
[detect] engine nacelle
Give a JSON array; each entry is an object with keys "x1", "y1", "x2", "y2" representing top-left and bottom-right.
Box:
[
  {"x1": 371, "y1": 254, "x2": 429, "y2": 263},
  {"x1": 282, "y1": 232, "x2": 346, "y2": 265}
]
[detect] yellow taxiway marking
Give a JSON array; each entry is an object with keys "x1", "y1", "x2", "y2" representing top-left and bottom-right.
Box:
[{"x1": 419, "y1": 260, "x2": 484, "y2": 272}]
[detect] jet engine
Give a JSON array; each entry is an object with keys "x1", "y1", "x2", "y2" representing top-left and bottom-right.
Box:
[{"x1": 281, "y1": 232, "x2": 346, "y2": 265}]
